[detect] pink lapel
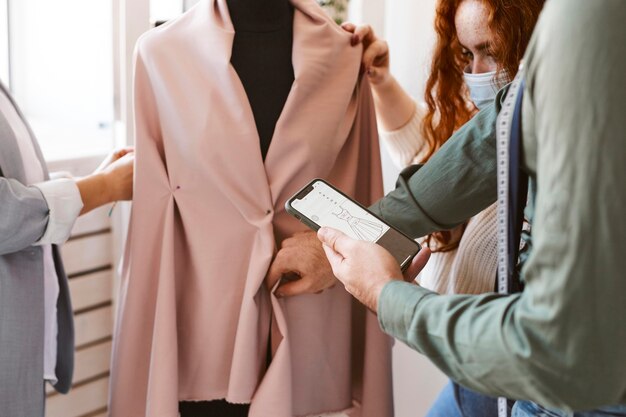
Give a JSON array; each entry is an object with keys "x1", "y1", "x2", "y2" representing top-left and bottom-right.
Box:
[
  {"x1": 164, "y1": 0, "x2": 361, "y2": 223},
  {"x1": 164, "y1": 0, "x2": 274, "y2": 226},
  {"x1": 265, "y1": 0, "x2": 362, "y2": 208}
]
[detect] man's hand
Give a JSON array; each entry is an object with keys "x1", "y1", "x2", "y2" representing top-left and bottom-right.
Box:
[
  {"x1": 266, "y1": 231, "x2": 337, "y2": 298},
  {"x1": 317, "y1": 227, "x2": 431, "y2": 313}
]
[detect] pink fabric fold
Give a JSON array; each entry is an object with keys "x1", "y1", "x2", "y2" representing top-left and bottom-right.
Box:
[{"x1": 109, "y1": 1, "x2": 392, "y2": 416}]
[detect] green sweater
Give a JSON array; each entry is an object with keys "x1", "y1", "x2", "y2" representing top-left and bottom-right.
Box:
[{"x1": 370, "y1": 0, "x2": 626, "y2": 411}]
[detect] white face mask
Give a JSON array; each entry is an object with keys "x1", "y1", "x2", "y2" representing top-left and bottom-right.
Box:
[{"x1": 463, "y1": 69, "x2": 507, "y2": 110}]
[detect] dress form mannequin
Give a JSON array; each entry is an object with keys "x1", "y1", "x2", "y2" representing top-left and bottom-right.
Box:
[
  {"x1": 228, "y1": 0, "x2": 295, "y2": 160},
  {"x1": 178, "y1": 2, "x2": 293, "y2": 416},
  {"x1": 112, "y1": 0, "x2": 393, "y2": 414}
]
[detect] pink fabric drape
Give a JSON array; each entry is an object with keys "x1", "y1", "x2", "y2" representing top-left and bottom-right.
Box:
[{"x1": 109, "y1": 1, "x2": 392, "y2": 416}]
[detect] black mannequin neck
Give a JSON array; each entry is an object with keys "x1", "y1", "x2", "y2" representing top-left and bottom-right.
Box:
[{"x1": 226, "y1": 0, "x2": 292, "y2": 32}]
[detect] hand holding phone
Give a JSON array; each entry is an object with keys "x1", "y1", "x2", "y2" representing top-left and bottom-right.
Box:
[{"x1": 286, "y1": 179, "x2": 421, "y2": 271}]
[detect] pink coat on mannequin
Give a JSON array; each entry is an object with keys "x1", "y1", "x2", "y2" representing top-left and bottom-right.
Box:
[{"x1": 109, "y1": 1, "x2": 393, "y2": 416}]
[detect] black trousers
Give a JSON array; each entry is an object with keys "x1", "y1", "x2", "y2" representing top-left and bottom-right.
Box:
[{"x1": 179, "y1": 400, "x2": 250, "y2": 417}]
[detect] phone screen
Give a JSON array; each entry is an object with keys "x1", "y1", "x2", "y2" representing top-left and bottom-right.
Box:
[{"x1": 289, "y1": 180, "x2": 420, "y2": 269}]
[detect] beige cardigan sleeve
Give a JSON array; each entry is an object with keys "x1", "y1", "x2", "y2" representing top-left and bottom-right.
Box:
[{"x1": 379, "y1": 102, "x2": 429, "y2": 168}]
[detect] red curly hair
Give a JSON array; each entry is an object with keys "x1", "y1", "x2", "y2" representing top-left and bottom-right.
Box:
[{"x1": 422, "y1": 0, "x2": 544, "y2": 252}]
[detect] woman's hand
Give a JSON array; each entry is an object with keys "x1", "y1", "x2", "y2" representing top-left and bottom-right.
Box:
[
  {"x1": 76, "y1": 148, "x2": 135, "y2": 215},
  {"x1": 94, "y1": 147, "x2": 134, "y2": 174},
  {"x1": 342, "y1": 23, "x2": 391, "y2": 86},
  {"x1": 341, "y1": 23, "x2": 416, "y2": 132},
  {"x1": 99, "y1": 150, "x2": 135, "y2": 202},
  {"x1": 317, "y1": 227, "x2": 431, "y2": 313}
]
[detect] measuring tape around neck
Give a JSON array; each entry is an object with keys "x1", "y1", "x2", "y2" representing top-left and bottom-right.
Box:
[{"x1": 495, "y1": 68, "x2": 525, "y2": 417}]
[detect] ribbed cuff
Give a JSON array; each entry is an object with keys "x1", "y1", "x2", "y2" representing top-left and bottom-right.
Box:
[{"x1": 33, "y1": 178, "x2": 83, "y2": 245}]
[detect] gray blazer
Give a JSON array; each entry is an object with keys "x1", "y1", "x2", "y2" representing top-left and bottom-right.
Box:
[{"x1": 0, "y1": 84, "x2": 74, "y2": 417}]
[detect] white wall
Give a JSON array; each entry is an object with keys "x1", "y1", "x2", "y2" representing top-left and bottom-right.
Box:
[
  {"x1": 348, "y1": 0, "x2": 385, "y2": 33},
  {"x1": 383, "y1": 0, "x2": 437, "y2": 192},
  {"x1": 384, "y1": 0, "x2": 437, "y2": 101},
  {"x1": 151, "y1": 0, "x2": 183, "y2": 22}
]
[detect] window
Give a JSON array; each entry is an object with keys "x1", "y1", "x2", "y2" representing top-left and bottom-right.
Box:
[
  {"x1": 6, "y1": 0, "x2": 115, "y2": 161},
  {"x1": 0, "y1": 0, "x2": 8, "y2": 84}
]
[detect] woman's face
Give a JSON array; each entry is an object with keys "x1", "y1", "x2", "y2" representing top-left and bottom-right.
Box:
[{"x1": 455, "y1": 0, "x2": 497, "y2": 74}]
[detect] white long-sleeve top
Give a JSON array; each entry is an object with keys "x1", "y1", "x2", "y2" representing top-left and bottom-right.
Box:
[{"x1": 379, "y1": 103, "x2": 497, "y2": 295}]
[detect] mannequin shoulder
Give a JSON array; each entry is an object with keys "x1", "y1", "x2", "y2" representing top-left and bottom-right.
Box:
[{"x1": 136, "y1": 9, "x2": 200, "y2": 58}]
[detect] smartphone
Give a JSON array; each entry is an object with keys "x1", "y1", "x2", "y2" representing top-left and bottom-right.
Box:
[{"x1": 285, "y1": 179, "x2": 421, "y2": 271}]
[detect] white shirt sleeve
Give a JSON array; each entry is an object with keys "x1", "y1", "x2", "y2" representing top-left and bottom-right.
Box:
[
  {"x1": 379, "y1": 102, "x2": 429, "y2": 169},
  {"x1": 33, "y1": 178, "x2": 84, "y2": 245}
]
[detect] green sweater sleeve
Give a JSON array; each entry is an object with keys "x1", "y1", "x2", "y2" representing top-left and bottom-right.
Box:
[
  {"x1": 377, "y1": 0, "x2": 626, "y2": 411},
  {"x1": 369, "y1": 89, "x2": 504, "y2": 238}
]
